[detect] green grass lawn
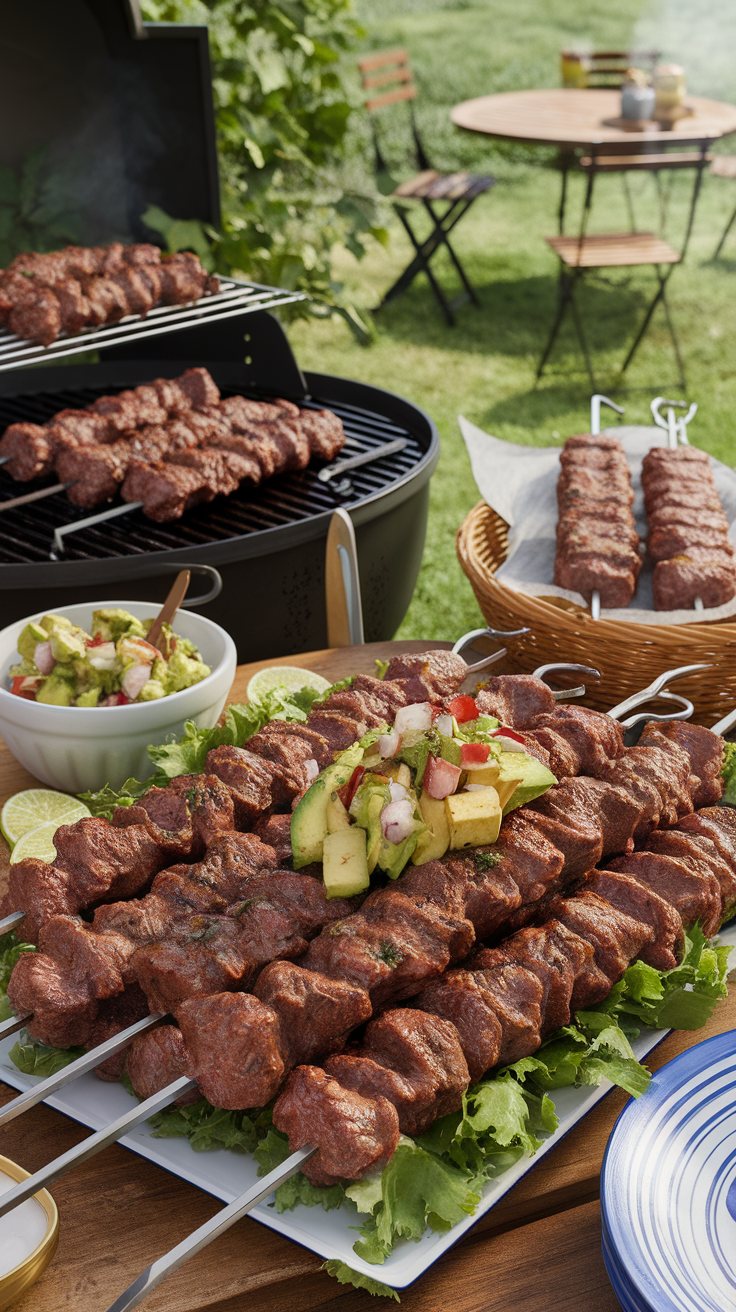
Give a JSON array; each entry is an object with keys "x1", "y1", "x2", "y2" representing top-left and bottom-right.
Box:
[{"x1": 285, "y1": 0, "x2": 736, "y2": 642}]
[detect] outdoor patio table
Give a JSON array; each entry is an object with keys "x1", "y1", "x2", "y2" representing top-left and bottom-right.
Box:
[
  {"x1": 450, "y1": 87, "x2": 736, "y2": 229},
  {"x1": 0, "y1": 638, "x2": 734, "y2": 1311}
]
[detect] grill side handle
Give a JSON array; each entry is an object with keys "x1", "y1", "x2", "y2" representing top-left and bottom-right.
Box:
[{"x1": 169, "y1": 563, "x2": 223, "y2": 607}]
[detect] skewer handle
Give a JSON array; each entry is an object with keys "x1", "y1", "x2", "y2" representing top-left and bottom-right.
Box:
[
  {"x1": 317, "y1": 438, "x2": 408, "y2": 482},
  {"x1": 0, "y1": 1075, "x2": 197, "y2": 1220},
  {"x1": 0, "y1": 481, "x2": 71, "y2": 513},
  {"x1": 105, "y1": 1143, "x2": 317, "y2": 1312},
  {"x1": 0, "y1": 1011, "x2": 166, "y2": 1128}
]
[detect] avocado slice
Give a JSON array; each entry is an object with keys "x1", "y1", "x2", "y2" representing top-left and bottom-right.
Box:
[
  {"x1": 291, "y1": 743, "x2": 364, "y2": 868},
  {"x1": 501, "y1": 752, "x2": 557, "y2": 815},
  {"x1": 49, "y1": 627, "x2": 87, "y2": 663},
  {"x1": 323, "y1": 827, "x2": 370, "y2": 899},
  {"x1": 17, "y1": 621, "x2": 50, "y2": 662}
]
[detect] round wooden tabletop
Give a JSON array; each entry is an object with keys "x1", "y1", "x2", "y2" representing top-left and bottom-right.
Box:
[{"x1": 450, "y1": 88, "x2": 736, "y2": 149}]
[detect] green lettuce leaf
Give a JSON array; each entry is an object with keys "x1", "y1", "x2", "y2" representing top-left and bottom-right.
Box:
[
  {"x1": 77, "y1": 777, "x2": 149, "y2": 821},
  {"x1": 322, "y1": 1262, "x2": 400, "y2": 1301},
  {"x1": 9, "y1": 1038, "x2": 85, "y2": 1076},
  {"x1": 721, "y1": 740, "x2": 736, "y2": 806},
  {"x1": 0, "y1": 931, "x2": 35, "y2": 1020},
  {"x1": 148, "y1": 1098, "x2": 260, "y2": 1153},
  {"x1": 615, "y1": 924, "x2": 732, "y2": 1031}
]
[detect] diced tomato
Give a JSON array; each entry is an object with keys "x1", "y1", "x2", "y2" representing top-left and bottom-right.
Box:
[
  {"x1": 492, "y1": 726, "x2": 525, "y2": 745},
  {"x1": 460, "y1": 741, "x2": 490, "y2": 767},
  {"x1": 87, "y1": 634, "x2": 108, "y2": 647},
  {"x1": 10, "y1": 675, "x2": 39, "y2": 701},
  {"x1": 338, "y1": 765, "x2": 365, "y2": 809},
  {"x1": 107, "y1": 691, "x2": 131, "y2": 706},
  {"x1": 424, "y1": 754, "x2": 461, "y2": 799},
  {"x1": 447, "y1": 694, "x2": 478, "y2": 723}
]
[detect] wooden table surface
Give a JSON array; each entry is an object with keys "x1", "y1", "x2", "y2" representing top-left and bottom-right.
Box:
[
  {"x1": 450, "y1": 87, "x2": 736, "y2": 148},
  {"x1": 1, "y1": 639, "x2": 734, "y2": 1312}
]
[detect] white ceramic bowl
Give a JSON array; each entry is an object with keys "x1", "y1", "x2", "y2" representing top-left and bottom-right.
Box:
[{"x1": 0, "y1": 601, "x2": 237, "y2": 792}]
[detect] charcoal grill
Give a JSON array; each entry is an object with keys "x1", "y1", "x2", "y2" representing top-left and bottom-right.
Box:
[{"x1": 0, "y1": 311, "x2": 439, "y2": 660}]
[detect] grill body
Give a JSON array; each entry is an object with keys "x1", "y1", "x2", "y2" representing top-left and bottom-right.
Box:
[{"x1": 0, "y1": 314, "x2": 439, "y2": 661}]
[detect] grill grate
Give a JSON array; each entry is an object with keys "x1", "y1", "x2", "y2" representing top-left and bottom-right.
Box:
[
  {"x1": 0, "y1": 383, "x2": 425, "y2": 565},
  {"x1": 0, "y1": 278, "x2": 306, "y2": 373}
]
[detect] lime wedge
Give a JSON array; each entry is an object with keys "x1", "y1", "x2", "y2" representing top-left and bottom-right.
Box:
[
  {"x1": 1, "y1": 789, "x2": 91, "y2": 848},
  {"x1": 246, "y1": 665, "x2": 331, "y2": 702},
  {"x1": 9, "y1": 821, "x2": 61, "y2": 866}
]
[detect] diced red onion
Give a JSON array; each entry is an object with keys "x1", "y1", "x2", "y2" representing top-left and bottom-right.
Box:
[
  {"x1": 435, "y1": 713, "x2": 453, "y2": 737},
  {"x1": 493, "y1": 735, "x2": 526, "y2": 753},
  {"x1": 121, "y1": 663, "x2": 153, "y2": 700},
  {"x1": 33, "y1": 641, "x2": 55, "y2": 675},
  {"x1": 394, "y1": 702, "x2": 432, "y2": 734},
  {"x1": 378, "y1": 728, "x2": 401, "y2": 759},
  {"x1": 304, "y1": 758, "x2": 320, "y2": 783},
  {"x1": 424, "y1": 755, "x2": 462, "y2": 799},
  {"x1": 380, "y1": 798, "x2": 415, "y2": 844},
  {"x1": 389, "y1": 780, "x2": 409, "y2": 804}
]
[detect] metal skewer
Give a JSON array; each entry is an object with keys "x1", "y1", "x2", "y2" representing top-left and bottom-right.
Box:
[
  {"x1": 0, "y1": 1011, "x2": 165, "y2": 1129},
  {"x1": 0, "y1": 481, "x2": 72, "y2": 513},
  {"x1": 0, "y1": 909, "x2": 27, "y2": 936},
  {"x1": 606, "y1": 663, "x2": 710, "y2": 720},
  {"x1": 0, "y1": 1075, "x2": 197, "y2": 1221},
  {"x1": 589, "y1": 394, "x2": 625, "y2": 622},
  {"x1": 51, "y1": 500, "x2": 143, "y2": 558},
  {"x1": 317, "y1": 438, "x2": 408, "y2": 483},
  {"x1": 104, "y1": 1145, "x2": 317, "y2": 1312},
  {"x1": 0, "y1": 1011, "x2": 32, "y2": 1040}
]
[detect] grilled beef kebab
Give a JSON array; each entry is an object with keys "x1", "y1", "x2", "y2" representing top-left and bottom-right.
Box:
[
  {"x1": 0, "y1": 367, "x2": 345, "y2": 522},
  {"x1": 642, "y1": 446, "x2": 736, "y2": 610},
  {"x1": 553, "y1": 433, "x2": 641, "y2": 609},
  {"x1": 0, "y1": 243, "x2": 219, "y2": 347}
]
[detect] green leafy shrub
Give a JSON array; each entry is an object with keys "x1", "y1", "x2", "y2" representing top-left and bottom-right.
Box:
[{"x1": 141, "y1": 0, "x2": 387, "y2": 335}]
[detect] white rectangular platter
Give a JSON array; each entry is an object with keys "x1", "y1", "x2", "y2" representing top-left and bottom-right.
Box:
[{"x1": 2, "y1": 918, "x2": 734, "y2": 1291}]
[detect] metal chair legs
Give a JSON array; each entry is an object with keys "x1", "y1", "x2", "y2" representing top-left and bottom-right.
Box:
[
  {"x1": 713, "y1": 197, "x2": 736, "y2": 258},
  {"x1": 536, "y1": 269, "x2": 596, "y2": 391},
  {"x1": 377, "y1": 197, "x2": 481, "y2": 325},
  {"x1": 620, "y1": 267, "x2": 685, "y2": 390}
]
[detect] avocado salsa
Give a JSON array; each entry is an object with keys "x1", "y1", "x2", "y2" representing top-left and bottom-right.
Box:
[
  {"x1": 291, "y1": 694, "x2": 556, "y2": 899},
  {"x1": 8, "y1": 609, "x2": 211, "y2": 707}
]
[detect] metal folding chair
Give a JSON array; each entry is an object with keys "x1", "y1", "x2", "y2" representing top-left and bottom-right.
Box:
[
  {"x1": 537, "y1": 141, "x2": 710, "y2": 391},
  {"x1": 359, "y1": 49, "x2": 495, "y2": 325}
]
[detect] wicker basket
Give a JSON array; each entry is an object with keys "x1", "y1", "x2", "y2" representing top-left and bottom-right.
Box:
[{"x1": 457, "y1": 502, "x2": 736, "y2": 727}]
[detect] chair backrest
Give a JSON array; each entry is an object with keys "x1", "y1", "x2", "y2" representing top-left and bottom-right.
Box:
[
  {"x1": 358, "y1": 48, "x2": 430, "y2": 174},
  {"x1": 584, "y1": 49, "x2": 660, "y2": 88},
  {"x1": 359, "y1": 48, "x2": 417, "y2": 111}
]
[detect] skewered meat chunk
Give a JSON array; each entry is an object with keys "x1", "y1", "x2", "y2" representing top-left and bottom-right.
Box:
[
  {"x1": 52, "y1": 817, "x2": 169, "y2": 903},
  {"x1": 254, "y1": 962, "x2": 371, "y2": 1068},
  {"x1": 382, "y1": 650, "x2": 467, "y2": 703},
  {"x1": 531, "y1": 706, "x2": 624, "y2": 777},
  {"x1": 125, "y1": 1024, "x2": 199, "y2": 1104},
  {"x1": 273, "y1": 1065, "x2": 400, "y2": 1186},
  {"x1": 440, "y1": 849, "x2": 523, "y2": 937},
  {"x1": 205, "y1": 747, "x2": 277, "y2": 826},
  {"x1": 606, "y1": 851, "x2": 722, "y2": 939},
  {"x1": 648, "y1": 525, "x2": 733, "y2": 561},
  {"x1": 298, "y1": 409, "x2": 346, "y2": 462},
  {"x1": 247, "y1": 720, "x2": 332, "y2": 772},
  {"x1": 325, "y1": 1009, "x2": 469, "y2": 1137},
  {"x1": 158, "y1": 252, "x2": 211, "y2": 305},
  {"x1": 530, "y1": 777, "x2": 637, "y2": 858},
  {"x1": 0, "y1": 422, "x2": 55, "y2": 480},
  {"x1": 6, "y1": 951, "x2": 99, "y2": 1048},
  {"x1": 488, "y1": 920, "x2": 596, "y2": 1036},
  {"x1": 584, "y1": 870, "x2": 684, "y2": 970},
  {"x1": 652, "y1": 555, "x2": 736, "y2": 611},
  {"x1": 1, "y1": 860, "x2": 79, "y2": 944},
  {"x1": 472, "y1": 961, "x2": 544, "y2": 1065},
  {"x1": 412, "y1": 970, "x2": 503, "y2": 1082},
  {"x1": 178, "y1": 992, "x2": 285, "y2": 1109},
  {"x1": 56, "y1": 440, "x2": 131, "y2": 507},
  {"x1": 641, "y1": 446, "x2": 736, "y2": 610},
  {"x1": 479, "y1": 813, "x2": 566, "y2": 906},
  {"x1": 84, "y1": 985, "x2": 150, "y2": 1081},
  {"x1": 7, "y1": 284, "x2": 62, "y2": 346},
  {"x1": 120, "y1": 458, "x2": 210, "y2": 520},
  {"x1": 522, "y1": 725, "x2": 579, "y2": 779},
  {"x1": 548, "y1": 892, "x2": 654, "y2": 1004},
  {"x1": 475, "y1": 674, "x2": 556, "y2": 727},
  {"x1": 644, "y1": 829, "x2": 736, "y2": 922}
]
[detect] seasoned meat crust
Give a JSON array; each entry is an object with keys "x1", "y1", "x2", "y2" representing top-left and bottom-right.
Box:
[{"x1": 273, "y1": 1065, "x2": 400, "y2": 1185}]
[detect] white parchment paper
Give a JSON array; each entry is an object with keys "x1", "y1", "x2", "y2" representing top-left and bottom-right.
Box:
[{"x1": 459, "y1": 417, "x2": 736, "y2": 625}]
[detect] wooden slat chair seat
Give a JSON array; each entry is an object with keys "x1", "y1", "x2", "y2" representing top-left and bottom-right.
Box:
[
  {"x1": 580, "y1": 151, "x2": 711, "y2": 172},
  {"x1": 359, "y1": 48, "x2": 495, "y2": 324},
  {"x1": 710, "y1": 155, "x2": 736, "y2": 257},
  {"x1": 537, "y1": 140, "x2": 709, "y2": 390},
  {"x1": 547, "y1": 232, "x2": 680, "y2": 268}
]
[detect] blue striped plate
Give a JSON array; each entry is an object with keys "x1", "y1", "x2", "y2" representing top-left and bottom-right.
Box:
[{"x1": 601, "y1": 1030, "x2": 736, "y2": 1312}]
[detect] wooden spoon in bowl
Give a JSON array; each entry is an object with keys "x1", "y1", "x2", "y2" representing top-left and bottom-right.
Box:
[{"x1": 147, "y1": 570, "x2": 191, "y2": 654}]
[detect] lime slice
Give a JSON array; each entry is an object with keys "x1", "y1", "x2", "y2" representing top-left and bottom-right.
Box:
[
  {"x1": 1, "y1": 789, "x2": 91, "y2": 848},
  {"x1": 9, "y1": 821, "x2": 61, "y2": 865},
  {"x1": 246, "y1": 665, "x2": 331, "y2": 702}
]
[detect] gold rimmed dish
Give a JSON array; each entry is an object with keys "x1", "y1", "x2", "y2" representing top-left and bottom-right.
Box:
[{"x1": 0, "y1": 1153, "x2": 58, "y2": 1309}]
